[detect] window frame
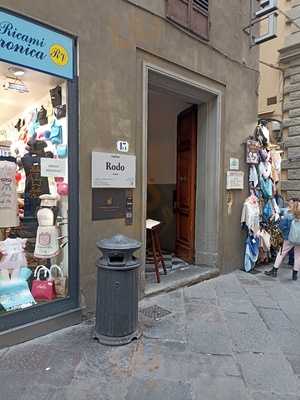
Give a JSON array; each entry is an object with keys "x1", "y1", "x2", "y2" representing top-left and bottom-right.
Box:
[
  {"x1": 166, "y1": 0, "x2": 210, "y2": 40},
  {"x1": 0, "y1": 8, "x2": 79, "y2": 333}
]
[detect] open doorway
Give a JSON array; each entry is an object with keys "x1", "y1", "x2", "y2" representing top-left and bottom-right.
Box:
[
  {"x1": 142, "y1": 66, "x2": 222, "y2": 292},
  {"x1": 146, "y1": 88, "x2": 198, "y2": 282}
]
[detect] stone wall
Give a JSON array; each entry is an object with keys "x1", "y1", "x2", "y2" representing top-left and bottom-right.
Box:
[{"x1": 280, "y1": 1, "x2": 300, "y2": 199}]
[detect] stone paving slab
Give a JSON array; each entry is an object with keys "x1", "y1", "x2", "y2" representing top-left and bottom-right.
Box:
[
  {"x1": 236, "y1": 352, "x2": 300, "y2": 394},
  {"x1": 191, "y1": 375, "x2": 252, "y2": 400},
  {"x1": 1, "y1": 268, "x2": 300, "y2": 400}
]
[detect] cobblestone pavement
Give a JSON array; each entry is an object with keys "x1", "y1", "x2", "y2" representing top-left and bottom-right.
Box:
[{"x1": 1, "y1": 265, "x2": 300, "y2": 399}]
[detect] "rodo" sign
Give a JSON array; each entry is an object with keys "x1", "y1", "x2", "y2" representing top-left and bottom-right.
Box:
[{"x1": 92, "y1": 152, "x2": 136, "y2": 188}]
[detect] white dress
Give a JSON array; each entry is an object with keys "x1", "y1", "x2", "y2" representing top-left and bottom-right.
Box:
[
  {"x1": 0, "y1": 238, "x2": 27, "y2": 279},
  {"x1": 34, "y1": 208, "x2": 59, "y2": 259},
  {"x1": 0, "y1": 160, "x2": 19, "y2": 227}
]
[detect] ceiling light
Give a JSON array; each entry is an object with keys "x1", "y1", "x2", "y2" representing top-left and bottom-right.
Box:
[{"x1": 8, "y1": 67, "x2": 25, "y2": 77}]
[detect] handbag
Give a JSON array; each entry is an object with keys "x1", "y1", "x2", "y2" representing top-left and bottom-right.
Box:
[
  {"x1": 260, "y1": 177, "x2": 273, "y2": 199},
  {"x1": 50, "y1": 265, "x2": 68, "y2": 298},
  {"x1": 37, "y1": 106, "x2": 48, "y2": 126},
  {"x1": 54, "y1": 104, "x2": 66, "y2": 119},
  {"x1": 288, "y1": 219, "x2": 300, "y2": 246},
  {"x1": 57, "y1": 144, "x2": 68, "y2": 158},
  {"x1": 50, "y1": 86, "x2": 62, "y2": 107},
  {"x1": 49, "y1": 120, "x2": 63, "y2": 145},
  {"x1": 31, "y1": 265, "x2": 56, "y2": 301},
  {"x1": 56, "y1": 181, "x2": 68, "y2": 196},
  {"x1": 262, "y1": 199, "x2": 273, "y2": 222}
]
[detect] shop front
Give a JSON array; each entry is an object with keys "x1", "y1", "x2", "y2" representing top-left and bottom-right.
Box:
[{"x1": 0, "y1": 8, "x2": 80, "y2": 348}]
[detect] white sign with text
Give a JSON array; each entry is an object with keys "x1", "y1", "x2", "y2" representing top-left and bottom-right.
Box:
[
  {"x1": 92, "y1": 152, "x2": 136, "y2": 188},
  {"x1": 226, "y1": 171, "x2": 244, "y2": 190},
  {"x1": 40, "y1": 158, "x2": 66, "y2": 178}
]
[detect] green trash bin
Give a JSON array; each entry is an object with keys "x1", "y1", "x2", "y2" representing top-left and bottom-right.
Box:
[{"x1": 95, "y1": 234, "x2": 142, "y2": 346}]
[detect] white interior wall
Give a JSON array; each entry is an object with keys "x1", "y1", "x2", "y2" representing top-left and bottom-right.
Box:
[{"x1": 147, "y1": 90, "x2": 190, "y2": 184}]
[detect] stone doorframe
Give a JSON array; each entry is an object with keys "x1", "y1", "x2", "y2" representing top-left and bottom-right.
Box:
[{"x1": 141, "y1": 61, "x2": 223, "y2": 269}]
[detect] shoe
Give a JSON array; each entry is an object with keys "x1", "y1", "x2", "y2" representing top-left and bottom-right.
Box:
[
  {"x1": 292, "y1": 270, "x2": 298, "y2": 281},
  {"x1": 264, "y1": 267, "x2": 278, "y2": 277}
]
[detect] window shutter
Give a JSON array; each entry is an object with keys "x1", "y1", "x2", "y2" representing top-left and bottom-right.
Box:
[
  {"x1": 190, "y1": 0, "x2": 209, "y2": 39},
  {"x1": 167, "y1": 0, "x2": 209, "y2": 39},
  {"x1": 167, "y1": 0, "x2": 189, "y2": 29}
]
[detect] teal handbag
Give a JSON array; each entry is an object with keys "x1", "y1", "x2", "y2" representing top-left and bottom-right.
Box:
[
  {"x1": 57, "y1": 144, "x2": 68, "y2": 158},
  {"x1": 50, "y1": 120, "x2": 63, "y2": 145}
]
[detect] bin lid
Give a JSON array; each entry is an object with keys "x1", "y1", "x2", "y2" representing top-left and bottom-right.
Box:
[{"x1": 97, "y1": 234, "x2": 141, "y2": 252}]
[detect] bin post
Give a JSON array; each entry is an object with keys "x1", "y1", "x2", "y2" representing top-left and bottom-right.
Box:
[{"x1": 94, "y1": 234, "x2": 142, "y2": 346}]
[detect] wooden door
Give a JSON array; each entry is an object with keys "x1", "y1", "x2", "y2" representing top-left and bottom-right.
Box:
[{"x1": 175, "y1": 105, "x2": 197, "y2": 263}]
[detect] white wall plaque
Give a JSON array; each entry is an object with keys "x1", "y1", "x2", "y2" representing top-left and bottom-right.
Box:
[
  {"x1": 92, "y1": 152, "x2": 136, "y2": 188},
  {"x1": 40, "y1": 158, "x2": 66, "y2": 177},
  {"x1": 229, "y1": 158, "x2": 239, "y2": 171},
  {"x1": 226, "y1": 171, "x2": 244, "y2": 190}
]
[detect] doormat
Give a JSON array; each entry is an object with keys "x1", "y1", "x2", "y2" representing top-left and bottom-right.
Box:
[{"x1": 140, "y1": 304, "x2": 172, "y2": 320}]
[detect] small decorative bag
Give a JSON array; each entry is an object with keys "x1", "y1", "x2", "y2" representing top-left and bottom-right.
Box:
[
  {"x1": 49, "y1": 120, "x2": 63, "y2": 145},
  {"x1": 57, "y1": 144, "x2": 68, "y2": 158},
  {"x1": 31, "y1": 266, "x2": 56, "y2": 301},
  {"x1": 56, "y1": 181, "x2": 68, "y2": 196},
  {"x1": 50, "y1": 265, "x2": 68, "y2": 298},
  {"x1": 50, "y1": 86, "x2": 62, "y2": 107},
  {"x1": 37, "y1": 106, "x2": 48, "y2": 126},
  {"x1": 260, "y1": 177, "x2": 273, "y2": 199},
  {"x1": 54, "y1": 104, "x2": 66, "y2": 120}
]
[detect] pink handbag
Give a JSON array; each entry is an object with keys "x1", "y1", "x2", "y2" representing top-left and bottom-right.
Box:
[
  {"x1": 31, "y1": 266, "x2": 56, "y2": 301},
  {"x1": 56, "y1": 182, "x2": 68, "y2": 196}
]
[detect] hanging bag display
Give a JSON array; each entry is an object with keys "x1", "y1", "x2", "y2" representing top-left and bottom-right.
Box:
[
  {"x1": 54, "y1": 104, "x2": 66, "y2": 120},
  {"x1": 50, "y1": 264, "x2": 68, "y2": 298},
  {"x1": 288, "y1": 219, "x2": 300, "y2": 246},
  {"x1": 50, "y1": 85, "x2": 62, "y2": 107},
  {"x1": 49, "y1": 120, "x2": 63, "y2": 145},
  {"x1": 31, "y1": 265, "x2": 56, "y2": 301}
]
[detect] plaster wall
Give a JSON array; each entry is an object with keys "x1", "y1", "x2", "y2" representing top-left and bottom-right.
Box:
[
  {"x1": 0, "y1": 0, "x2": 259, "y2": 309},
  {"x1": 147, "y1": 91, "x2": 188, "y2": 185},
  {"x1": 147, "y1": 90, "x2": 188, "y2": 252}
]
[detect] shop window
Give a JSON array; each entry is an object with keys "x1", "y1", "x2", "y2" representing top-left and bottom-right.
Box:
[
  {"x1": 267, "y1": 96, "x2": 277, "y2": 106},
  {"x1": 166, "y1": 0, "x2": 209, "y2": 39},
  {"x1": 0, "y1": 63, "x2": 70, "y2": 315}
]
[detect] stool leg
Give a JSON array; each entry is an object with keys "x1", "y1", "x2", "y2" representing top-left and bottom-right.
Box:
[
  {"x1": 154, "y1": 230, "x2": 167, "y2": 275},
  {"x1": 151, "y1": 230, "x2": 160, "y2": 283}
]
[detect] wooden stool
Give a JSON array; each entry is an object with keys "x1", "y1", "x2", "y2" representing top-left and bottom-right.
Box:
[{"x1": 146, "y1": 219, "x2": 167, "y2": 283}]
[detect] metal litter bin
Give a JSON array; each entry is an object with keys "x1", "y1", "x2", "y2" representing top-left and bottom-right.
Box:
[{"x1": 94, "y1": 234, "x2": 142, "y2": 346}]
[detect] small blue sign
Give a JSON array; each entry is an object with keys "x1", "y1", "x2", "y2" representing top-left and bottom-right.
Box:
[{"x1": 0, "y1": 10, "x2": 74, "y2": 79}]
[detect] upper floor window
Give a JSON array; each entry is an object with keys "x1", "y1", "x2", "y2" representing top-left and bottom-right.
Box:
[{"x1": 166, "y1": 0, "x2": 209, "y2": 40}]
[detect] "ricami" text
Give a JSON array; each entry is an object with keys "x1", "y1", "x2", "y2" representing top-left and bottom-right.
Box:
[{"x1": 0, "y1": 21, "x2": 47, "y2": 60}]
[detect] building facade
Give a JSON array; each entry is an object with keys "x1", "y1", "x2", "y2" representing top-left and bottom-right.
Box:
[
  {"x1": 258, "y1": 0, "x2": 291, "y2": 121},
  {"x1": 279, "y1": 0, "x2": 300, "y2": 199},
  {"x1": 259, "y1": 0, "x2": 300, "y2": 200},
  {"x1": 0, "y1": 0, "x2": 258, "y2": 346}
]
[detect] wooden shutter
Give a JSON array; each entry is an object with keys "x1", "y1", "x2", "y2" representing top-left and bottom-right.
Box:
[
  {"x1": 167, "y1": 0, "x2": 209, "y2": 39},
  {"x1": 190, "y1": 0, "x2": 209, "y2": 39},
  {"x1": 167, "y1": 0, "x2": 190, "y2": 29}
]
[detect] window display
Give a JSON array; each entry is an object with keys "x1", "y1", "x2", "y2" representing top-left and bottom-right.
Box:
[{"x1": 0, "y1": 61, "x2": 69, "y2": 314}]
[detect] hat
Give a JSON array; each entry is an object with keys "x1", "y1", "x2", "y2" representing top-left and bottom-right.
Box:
[{"x1": 39, "y1": 194, "x2": 60, "y2": 207}]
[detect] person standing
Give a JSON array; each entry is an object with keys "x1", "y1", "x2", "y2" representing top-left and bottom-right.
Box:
[{"x1": 265, "y1": 200, "x2": 300, "y2": 280}]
